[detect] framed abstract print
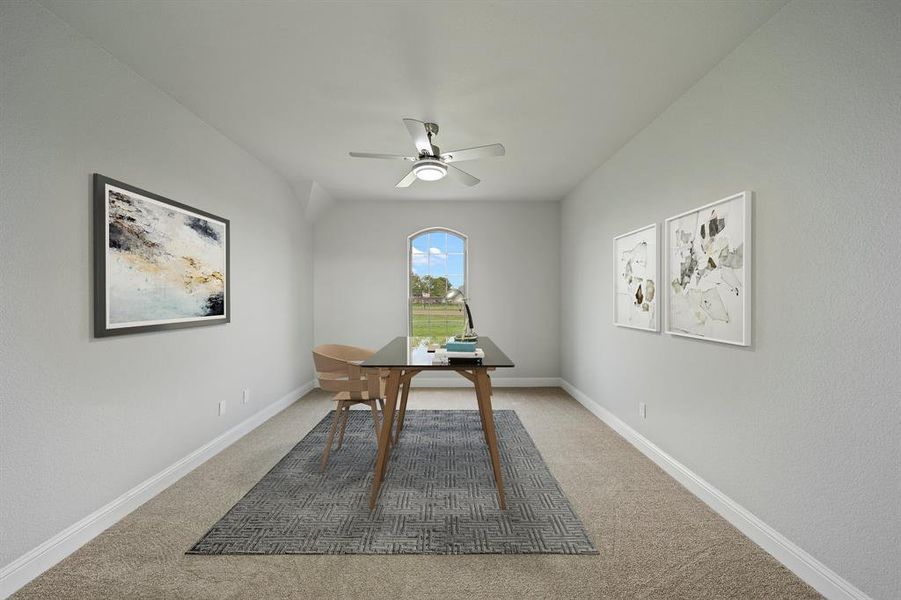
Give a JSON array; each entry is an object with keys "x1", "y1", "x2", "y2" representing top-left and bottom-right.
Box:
[
  {"x1": 613, "y1": 223, "x2": 659, "y2": 332},
  {"x1": 665, "y1": 191, "x2": 751, "y2": 346},
  {"x1": 93, "y1": 174, "x2": 230, "y2": 337}
]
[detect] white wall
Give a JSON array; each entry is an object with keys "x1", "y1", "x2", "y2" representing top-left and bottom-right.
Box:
[
  {"x1": 314, "y1": 200, "x2": 560, "y2": 382},
  {"x1": 561, "y1": 1, "x2": 900, "y2": 598},
  {"x1": 0, "y1": 0, "x2": 313, "y2": 570}
]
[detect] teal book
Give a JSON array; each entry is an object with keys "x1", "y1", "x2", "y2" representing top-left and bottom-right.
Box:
[{"x1": 446, "y1": 341, "x2": 477, "y2": 352}]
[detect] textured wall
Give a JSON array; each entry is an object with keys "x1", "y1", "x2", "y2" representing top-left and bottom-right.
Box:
[
  {"x1": 561, "y1": 1, "x2": 901, "y2": 597},
  {"x1": 0, "y1": 0, "x2": 314, "y2": 566},
  {"x1": 314, "y1": 200, "x2": 561, "y2": 381}
]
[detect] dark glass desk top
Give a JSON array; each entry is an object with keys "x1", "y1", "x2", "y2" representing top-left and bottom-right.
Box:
[{"x1": 360, "y1": 336, "x2": 515, "y2": 369}]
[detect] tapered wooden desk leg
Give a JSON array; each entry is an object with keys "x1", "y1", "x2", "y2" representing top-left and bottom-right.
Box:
[
  {"x1": 395, "y1": 373, "x2": 412, "y2": 437},
  {"x1": 475, "y1": 369, "x2": 506, "y2": 510},
  {"x1": 475, "y1": 388, "x2": 490, "y2": 447},
  {"x1": 370, "y1": 369, "x2": 400, "y2": 509}
]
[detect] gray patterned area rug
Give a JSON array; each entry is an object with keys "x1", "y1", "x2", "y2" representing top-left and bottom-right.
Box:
[{"x1": 189, "y1": 410, "x2": 597, "y2": 555}]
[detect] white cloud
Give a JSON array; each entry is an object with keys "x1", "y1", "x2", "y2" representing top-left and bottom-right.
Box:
[{"x1": 411, "y1": 246, "x2": 448, "y2": 273}]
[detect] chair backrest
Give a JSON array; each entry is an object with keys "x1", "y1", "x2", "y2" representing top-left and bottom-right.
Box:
[{"x1": 312, "y1": 344, "x2": 381, "y2": 401}]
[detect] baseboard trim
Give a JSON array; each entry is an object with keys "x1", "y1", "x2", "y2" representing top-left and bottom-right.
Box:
[
  {"x1": 0, "y1": 380, "x2": 316, "y2": 599},
  {"x1": 411, "y1": 376, "x2": 562, "y2": 388},
  {"x1": 559, "y1": 379, "x2": 871, "y2": 600}
]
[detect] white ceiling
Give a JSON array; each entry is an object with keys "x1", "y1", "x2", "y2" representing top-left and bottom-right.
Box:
[{"x1": 40, "y1": 0, "x2": 785, "y2": 202}]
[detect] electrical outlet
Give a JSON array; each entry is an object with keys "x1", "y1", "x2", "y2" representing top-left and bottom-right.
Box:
[
  {"x1": 242, "y1": 389, "x2": 250, "y2": 404},
  {"x1": 639, "y1": 402, "x2": 647, "y2": 419},
  {"x1": 219, "y1": 400, "x2": 227, "y2": 416}
]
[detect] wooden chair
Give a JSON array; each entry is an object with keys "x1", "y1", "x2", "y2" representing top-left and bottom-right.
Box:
[{"x1": 312, "y1": 344, "x2": 391, "y2": 471}]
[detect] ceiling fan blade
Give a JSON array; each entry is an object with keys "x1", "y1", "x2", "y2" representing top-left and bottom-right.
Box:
[
  {"x1": 403, "y1": 118, "x2": 436, "y2": 156},
  {"x1": 395, "y1": 170, "x2": 418, "y2": 188},
  {"x1": 349, "y1": 152, "x2": 415, "y2": 160},
  {"x1": 440, "y1": 143, "x2": 505, "y2": 163},
  {"x1": 447, "y1": 165, "x2": 480, "y2": 187}
]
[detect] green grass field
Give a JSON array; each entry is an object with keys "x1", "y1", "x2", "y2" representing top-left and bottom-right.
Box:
[{"x1": 410, "y1": 302, "x2": 465, "y2": 338}]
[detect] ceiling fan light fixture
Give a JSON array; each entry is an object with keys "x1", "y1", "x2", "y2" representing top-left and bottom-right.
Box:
[{"x1": 412, "y1": 159, "x2": 447, "y2": 181}]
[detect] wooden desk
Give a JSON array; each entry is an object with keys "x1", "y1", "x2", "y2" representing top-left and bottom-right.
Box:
[{"x1": 360, "y1": 336, "x2": 515, "y2": 510}]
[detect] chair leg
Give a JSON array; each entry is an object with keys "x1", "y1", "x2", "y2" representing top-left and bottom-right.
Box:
[
  {"x1": 369, "y1": 401, "x2": 382, "y2": 443},
  {"x1": 336, "y1": 404, "x2": 350, "y2": 449},
  {"x1": 320, "y1": 401, "x2": 344, "y2": 472}
]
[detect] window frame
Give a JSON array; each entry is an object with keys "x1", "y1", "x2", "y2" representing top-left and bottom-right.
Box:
[{"x1": 406, "y1": 226, "x2": 469, "y2": 337}]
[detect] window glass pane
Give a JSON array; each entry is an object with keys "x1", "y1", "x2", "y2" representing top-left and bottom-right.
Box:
[
  {"x1": 429, "y1": 231, "x2": 446, "y2": 254},
  {"x1": 431, "y1": 276, "x2": 448, "y2": 298},
  {"x1": 448, "y1": 274, "x2": 464, "y2": 289},
  {"x1": 447, "y1": 253, "x2": 464, "y2": 275},
  {"x1": 410, "y1": 298, "x2": 427, "y2": 335},
  {"x1": 412, "y1": 234, "x2": 429, "y2": 253},
  {"x1": 411, "y1": 234, "x2": 428, "y2": 275},
  {"x1": 411, "y1": 259, "x2": 427, "y2": 277},
  {"x1": 447, "y1": 233, "x2": 464, "y2": 253},
  {"x1": 410, "y1": 273, "x2": 424, "y2": 297},
  {"x1": 429, "y1": 251, "x2": 447, "y2": 276}
]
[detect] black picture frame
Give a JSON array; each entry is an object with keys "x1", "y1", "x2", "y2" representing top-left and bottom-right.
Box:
[{"x1": 93, "y1": 174, "x2": 231, "y2": 337}]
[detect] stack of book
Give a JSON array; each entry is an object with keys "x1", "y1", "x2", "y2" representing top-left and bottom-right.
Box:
[{"x1": 434, "y1": 341, "x2": 484, "y2": 364}]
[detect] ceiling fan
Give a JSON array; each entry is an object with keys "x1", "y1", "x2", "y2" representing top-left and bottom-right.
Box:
[{"x1": 349, "y1": 118, "x2": 505, "y2": 188}]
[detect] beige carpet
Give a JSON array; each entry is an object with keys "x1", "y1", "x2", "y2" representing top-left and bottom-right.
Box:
[{"x1": 13, "y1": 388, "x2": 821, "y2": 599}]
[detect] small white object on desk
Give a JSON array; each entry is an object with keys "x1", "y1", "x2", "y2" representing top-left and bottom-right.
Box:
[{"x1": 433, "y1": 348, "x2": 484, "y2": 365}]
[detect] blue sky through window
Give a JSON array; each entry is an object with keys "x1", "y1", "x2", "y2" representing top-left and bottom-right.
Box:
[
  {"x1": 410, "y1": 231, "x2": 465, "y2": 281},
  {"x1": 447, "y1": 234, "x2": 464, "y2": 253}
]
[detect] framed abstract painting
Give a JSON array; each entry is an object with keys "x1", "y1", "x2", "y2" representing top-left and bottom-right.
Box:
[
  {"x1": 665, "y1": 191, "x2": 752, "y2": 346},
  {"x1": 93, "y1": 174, "x2": 230, "y2": 337},
  {"x1": 613, "y1": 223, "x2": 659, "y2": 332}
]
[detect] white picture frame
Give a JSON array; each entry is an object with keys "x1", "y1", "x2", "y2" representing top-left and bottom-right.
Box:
[
  {"x1": 613, "y1": 223, "x2": 659, "y2": 332},
  {"x1": 664, "y1": 191, "x2": 752, "y2": 346}
]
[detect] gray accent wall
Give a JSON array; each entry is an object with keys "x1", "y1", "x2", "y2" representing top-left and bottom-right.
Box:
[
  {"x1": 0, "y1": 0, "x2": 314, "y2": 567},
  {"x1": 560, "y1": 2, "x2": 900, "y2": 598}
]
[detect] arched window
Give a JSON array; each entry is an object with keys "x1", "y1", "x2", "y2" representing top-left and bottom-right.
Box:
[{"x1": 408, "y1": 227, "x2": 467, "y2": 337}]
